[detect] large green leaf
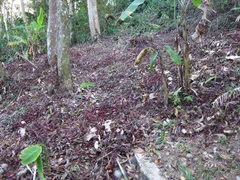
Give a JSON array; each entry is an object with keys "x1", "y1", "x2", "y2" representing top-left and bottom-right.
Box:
[
  {"x1": 164, "y1": 46, "x2": 182, "y2": 66},
  {"x1": 37, "y1": 8, "x2": 44, "y2": 29},
  {"x1": 20, "y1": 144, "x2": 42, "y2": 166},
  {"x1": 191, "y1": 0, "x2": 201, "y2": 7},
  {"x1": 119, "y1": 0, "x2": 145, "y2": 21},
  {"x1": 149, "y1": 51, "x2": 158, "y2": 72}
]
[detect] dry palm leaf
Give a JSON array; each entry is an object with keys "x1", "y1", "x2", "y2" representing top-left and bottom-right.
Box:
[
  {"x1": 134, "y1": 47, "x2": 153, "y2": 65},
  {"x1": 212, "y1": 87, "x2": 240, "y2": 108}
]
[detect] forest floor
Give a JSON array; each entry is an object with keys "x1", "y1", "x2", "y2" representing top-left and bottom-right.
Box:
[{"x1": 0, "y1": 27, "x2": 240, "y2": 179}]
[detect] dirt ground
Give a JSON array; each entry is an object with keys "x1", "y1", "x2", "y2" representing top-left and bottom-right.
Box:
[{"x1": 0, "y1": 27, "x2": 239, "y2": 179}]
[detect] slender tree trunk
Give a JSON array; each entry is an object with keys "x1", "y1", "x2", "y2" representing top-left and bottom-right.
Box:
[
  {"x1": 47, "y1": 0, "x2": 57, "y2": 66},
  {"x1": 0, "y1": 63, "x2": 5, "y2": 82},
  {"x1": 71, "y1": 0, "x2": 77, "y2": 44},
  {"x1": 159, "y1": 50, "x2": 169, "y2": 105},
  {"x1": 179, "y1": 0, "x2": 190, "y2": 90},
  {"x1": 1, "y1": 2, "x2": 9, "y2": 40},
  {"x1": 10, "y1": 0, "x2": 15, "y2": 26},
  {"x1": 87, "y1": 0, "x2": 101, "y2": 40},
  {"x1": 20, "y1": 0, "x2": 28, "y2": 26},
  {"x1": 0, "y1": 0, "x2": 5, "y2": 81},
  {"x1": 182, "y1": 3, "x2": 190, "y2": 90},
  {"x1": 57, "y1": 0, "x2": 73, "y2": 91},
  {"x1": 0, "y1": 13, "x2": 2, "y2": 33}
]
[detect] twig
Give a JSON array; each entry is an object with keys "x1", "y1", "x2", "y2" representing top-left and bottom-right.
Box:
[
  {"x1": 190, "y1": 87, "x2": 198, "y2": 97},
  {"x1": 17, "y1": 89, "x2": 22, "y2": 101},
  {"x1": 15, "y1": 52, "x2": 38, "y2": 69},
  {"x1": 116, "y1": 157, "x2": 129, "y2": 180},
  {"x1": 97, "y1": 151, "x2": 113, "y2": 162}
]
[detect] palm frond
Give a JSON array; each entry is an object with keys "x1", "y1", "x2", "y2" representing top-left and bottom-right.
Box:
[{"x1": 212, "y1": 87, "x2": 240, "y2": 108}]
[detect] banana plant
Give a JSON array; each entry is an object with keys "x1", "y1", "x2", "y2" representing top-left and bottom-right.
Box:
[
  {"x1": 115, "y1": 0, "x2": 145, "y2": 26},
  {"x1": 116, "y1": 0, "x2": 200, "y2": 25},
  {"x1": 8, "y1": 8, "x2": 45, "y2": 61}
]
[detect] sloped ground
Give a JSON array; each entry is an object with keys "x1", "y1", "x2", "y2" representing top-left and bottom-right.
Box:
[{"x1": 0, "y1": 28, "x2": 239, "y2": 179}]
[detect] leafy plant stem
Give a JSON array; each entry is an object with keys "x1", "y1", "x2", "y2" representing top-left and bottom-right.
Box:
[
  {"x1": 181, "y1": 0, "x2": 191, "y2": 90},
  {"x1": 159, "y1": 50, "x2": 169, "y2": 105}
]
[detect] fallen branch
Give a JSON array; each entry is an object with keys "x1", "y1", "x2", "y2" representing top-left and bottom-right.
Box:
[
  {"x1": 116, "y1": 157, "x2": 129, "y2": 180},
  {"x1": 15, "y1": 52, "x2": 38, "y2": 69},
  {"x1": 97, "y1": 151, "x2": 112, "y2": 162}
]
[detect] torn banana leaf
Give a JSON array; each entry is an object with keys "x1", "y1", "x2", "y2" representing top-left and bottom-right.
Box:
[
  {"x1": 135, "y1": 47, "x2": 153, "y2": 65},
  {"x1": 119, "y1": 0, "x2": 145, "y2": 21}
]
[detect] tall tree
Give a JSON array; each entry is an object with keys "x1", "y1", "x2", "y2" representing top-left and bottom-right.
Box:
[
  {"x1": 0, "y1": 0, "x2": 5, "y2": 82},
  {"x1": 1, "y1": 1, "x2": 9, "y2": 40},
  {"x1": 47, "y1": 0, "x2": 57, "y2": 66},
  {"x1": 20, "y1": 0, "x2": 28, "y2": 26},
  {"x1": 87, "y1": 0, "x2": 100, "y2": 40},
  {"x1": 47, "y1": 0, "x2": 73, "y2": 91},
  {"x1": 56, "y1": 0, "x2": 73, "y2": 90}
]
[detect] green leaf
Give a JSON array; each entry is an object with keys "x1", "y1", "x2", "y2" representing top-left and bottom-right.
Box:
[
  {"x1": 231, "y1": 7, "x2": 240, "y2": 10},
  {"x1": 37, "y1": 8, "x2": 44, "y2": 29},
  {"x1": 20, "y1": 145, "x2": 42, "y2": 166},
  {"x1": 119, "y1": 0, "x2": 145, "y2": 21},
  {"x1": 164, "y1": 46, "x2": 182, "y2": 65},
  {"x1": 79, "y1": 82, "x2": 95, "y2": 89},
  {"x1": 36, "y1": 156, "x2": 45, "y2": 180},
  {"x1": 8, "y1": 36, "x2": 28, "y2": 46},
  {"x1": 8, "y1": 41, "x2": 22, "y2": 46},
  {"x1": 205, "y1": 76, "x2": 217, "y2": 84},
  {"x1": 191, "y1": 0, "x2": 201, "y2": 7},
  {"x1": 149, "y1": 51, "x2": 158, "y2": 72},
  {"x1": 177, "y1": 161, "x2": 193, "y2": 180},
  {"x1": 14, "y1": 25, "x2": 27, "y2": 30}
]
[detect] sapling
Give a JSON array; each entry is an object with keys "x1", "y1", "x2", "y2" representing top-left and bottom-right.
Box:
[
  {"x1": 8, "y1": 8, "x2": 45, "y2": 61},
  {"x1": 134, "y1": 47, "x2": 169, "y2": 105},
  {"x1": 19, "y1": 144, "x2": 45, "y2": 180}
]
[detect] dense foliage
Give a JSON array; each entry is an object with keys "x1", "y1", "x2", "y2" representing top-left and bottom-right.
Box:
[{"x1": 0, "y1": 0, "x2": 239, "y2": 60}]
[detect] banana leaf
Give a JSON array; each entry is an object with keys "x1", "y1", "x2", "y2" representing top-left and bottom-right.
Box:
[{"x1": 119, "y1": 0, "x2": 145, "y2": 21}]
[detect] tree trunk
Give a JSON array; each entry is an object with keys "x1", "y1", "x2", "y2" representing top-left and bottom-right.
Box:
[
  {"x1": 1, "y1": 2, "x2": 9, "y2": 40},
  {"x1": 0, "y1": 2, "x2": 5, "y2": 82},
  {"x1": 0, "y1": 62, "x2": 5, "y2": 80},
  {"x1": 20, "y1": 0, "x2": 28, "y2": 26},
  {"x1": 57, "y1": 0, "x2": 73, "y2": 91},
  {"x1": 47, "y1": 0, "x2": 57, "y2": 66},
  {"x1": 10, "y1": 0, "x2": 15, "y2": 26},
  {"x1": 182, "y1": 7, "x2": 190, "y2": 90},
  {"x1": 87, "y1": 0, "x2": 101, "y2": 40},
  {"x1": 71, "y1": 0, "x2": 77, "y2": 44}
]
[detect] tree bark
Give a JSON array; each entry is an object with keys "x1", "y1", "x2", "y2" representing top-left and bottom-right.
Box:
[
  {"x1": 57, "y1": 0, "x2": 73, "y2": 91},
  {"x1": 0, "y1": 0, "x2": 5, "y2": 81},
  {"x1": 182, "y1": 1, "x2": 190, "y2": 90},
  {"x1": 47, "y1": 0, "x2": 57, "y2": 66},
  {"x1": 20, "y1": 0, "x2": 28, "y2": 26},
  {"x1": 1, "y1": 2, "x2": 9, "y2": 40},
  {"x1": 87, "y1": 0, "x2": 101, "y2": 40},
  {"x1": 70, "y1": 0, "x2": 77, "y2": 44}
]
